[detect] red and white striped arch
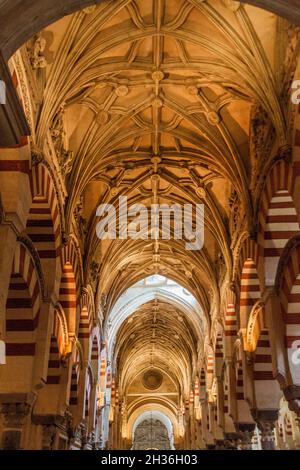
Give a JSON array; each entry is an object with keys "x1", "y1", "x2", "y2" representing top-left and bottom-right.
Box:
[
  {"x1": 278, "y1": 237, "x2": 300, "y2": 386},
  {"x1": 205, "y1": 347, "x2": 214, "y2": 391},
  {"x1": 224, "y1": 288, "x2": 238, "y2": 339},
  {"x1": 237, "y1": 238, "x2": 262, "y2": 330},
  {"x1": 6, "y1": 242, "x2": 41, "y2": 358},
  {"x1": 69, "y1": 346, "x2": 82, "y2": 407},
  {"x1": 84, "y1": 367, "x2": 93, "y2": 421},
  {"x1": 59, "y1": 238, "x2": 83, "y2": 335},
  {"x1": 46, "y1": 306, "x2": 68, "y2": 385},
  {"x1": 78, "y1": 288, "x2": 95, "y2": 359},
  {"x1": 199, "y1": 367, "x2": 206, "y2": 401},
  {"x1": 253, "y1": 328, "x2": 273, "y2": 382},
  {"x1": 258, "y1": 160, "x2": 300, "y2": 286},
  {"x1": 91, "y1": 335, "x2": 100, "y2": 382},
  {"x1": 27, "y1": 163, "x2": 61, "y2": 260},
  {"x1": 214, "y1": 326, "x2": 224, "y2": 378}
]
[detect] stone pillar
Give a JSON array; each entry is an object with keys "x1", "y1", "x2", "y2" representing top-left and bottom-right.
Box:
[
  {"x1": 200, "y1": 400, "x2": 214, "y2": 448},
  {"x1": 263, "y1": 289, "x2": 287, "y2": 387},
  {"x1": 184, "y1": 407, "x2": 191, "y2": 449},
  {"x1": 32, "y1": 301, "x2": 55, "y2": 390},
  {"x1": 294, "y1": 417, "x2": 300, "y2": 449},
  {"x1": 41, "y1": 424, "x2": 57, "y2": 450},
  {"x1": 237, "y1": 423, "x2": 255, "y2": 450},
  {"x1": 0, "y1": 143, "x2": 32, "y2": 344},
  {"x1": 0, "y1": 224, "x2": 18, "y2": 339},
  {"x1": 254, "y1": 410, "x2": 278, "y2": 450},
  {"x1": 224, "y1": 433, "x2": 240, "y2": 450}
]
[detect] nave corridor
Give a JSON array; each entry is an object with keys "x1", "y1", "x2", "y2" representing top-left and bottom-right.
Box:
[{"x1": 1, "y1": 0, "x2": 300, "y2": 451}]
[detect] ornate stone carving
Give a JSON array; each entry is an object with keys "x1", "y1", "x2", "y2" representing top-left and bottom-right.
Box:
[
  {"x1": 222, "y1": 0, "x2": 240, "y2": 11},
  {"x1": 229, "y1": 189, "x2": 243, "y2": 247},
  {"x1": 206, "y1": 110, "x2": 220, "y2": 125},
  {"x1": 50, "y1": 107, "x2": 74, "y2": 177},
  {"x1": 249, "y1": 104, "x2": 271, "y2": 191},
  {"x1": 252, "y1": 409, "x2": 278, "y2": 450},
  {"x1": 96, "y1": 109, "x2": 110, "y2": 126},
  {"x1": 115, "y1": 85, "x2": 129, "y2": 97},
  {"x1": 223, "y1": 433, "x2": 240, "y2": 450},
  {"x1": 237, "y1": 424, "x2": 255, "y2": 450},
  {"x1": 59, "y1": 149, "x2": 74, "y2": 177},
  {"x1": 90, "y1": 260, "x2": 100, "y2": 285},
  {"x1": 42, "y1": 425, "x2": 57, "y2": 450},
  {"x1": 142, "y1": 369, "x2": 163, "y2": 390},
  {"x1": 30, "y1": 34, "x2": 47, "y2": 70},
  {"x1": 195, "y1": 186, "x2": 206, "y2": 199},
  {"x1": 31, "y1": 145, "x2": 44, "y2": 165},
  {"x1": 83, "y1": 6, "x2": 97, "y2": 15},
  {"x1": 283, "y1": 385, "x2": 300, "y2": 417},
  {"x1": 132, "y1": 419, "x2": 171, "y2": 450},
  {"x1": 74, "y1": 195, "x2": 87, "y2": 240},
  {"x1": 50, "y1": 108, "x2": 65, "y2": 151},
  {"x1": 216, "y1": 252, "x2": 226, "y2": 285},
  {"x1": 1, "y1": 402, "x2": 32, "y2": 427},
  {"x1": 12, "y1": 50, "x2": 36, "y2": 135}
]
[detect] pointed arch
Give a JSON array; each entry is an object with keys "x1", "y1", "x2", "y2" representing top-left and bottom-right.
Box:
[
  {"x1": 224, "y1": 288, "x2": 238, "y2": 338},
  {"x1": 85, "y1": 367, "x2": 93, "y2": 422},
  {"x1": 233, "y1": 340, "x2": 253, "y2": 424},
  {"x1": 78, "y1": 306, "x2": 91, "y2": 358},
  {"x1": 69, "y1": 346, "x2": 82, "y2": 407},
  {"x1": 214, "y1": 325, "x2": 224, "y2": 378},
  {"x1": 205, "y1": 346, "x2": 214, "y2": 391},
  {"x1": 253, "y1": 329, "x2": 279, "y2": 407},
  {"x1": 26, "y1": 163, "x2": 62, "y2": 294},
  {"x1": 59, "y1": 238, "x2": 82, "y2": 335},
  {"x1": 237, "y1": 239, "x2": 262, "y2": 330},
  {"x1": 259, "y1": 160, "x2": 300, "y2": 286},
  {"x1": 194, "y1": 376, "x2": 200, "y2": 418},
  {"x1": 199, "y1": 367, "x2": 206, "y2": 401},
  {"x1": 46, "y1": 305, "x2": 68, "y2": 385},
  {"x1": 78, "y1": 287, "x2": 95, "y2": 359},
  {"x1": 98, "y1": 346, "x2": 107, "y2": 409},
  {"x1": 28, "y1": 163, "x2": 61, "y2": 257},
  {"x1": 6, "y1": 242, "x2": 41, "y2": 358},
  {"x1": 277, "y1": 235, "x2": 300, "y2": 386},
  {"x1": 253, "y1": 328, "x2": 274, "y2": 382},
  {"x1": 91, "y1": 334, "x2": 100, "y2": 378}
]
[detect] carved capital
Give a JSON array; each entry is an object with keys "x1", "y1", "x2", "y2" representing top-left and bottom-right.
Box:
[
  {"x1": 252, "y1": 409, "x2": 278, "y2": 450},
  {"x1": 42, "y1": 424, "x2": 57, "y2": 450},
  {"x1": 1, "y1": 402, "x2": 31, "y2": 427},
  {"x1": 283, "y1": 385, "x2": 300, "y2": 417},
  {"x1": 235, "y1": 423, "x2": 255, "y2": 449}
]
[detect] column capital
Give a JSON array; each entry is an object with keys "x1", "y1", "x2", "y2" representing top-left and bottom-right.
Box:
[
  {"x1": 283, "y1": 385, "x2": 300, "y2": 417},
  {"x1": 252, "y1": 409, "x2": 278, "y2": 450}
]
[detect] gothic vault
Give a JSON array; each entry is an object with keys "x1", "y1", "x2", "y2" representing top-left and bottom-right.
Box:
[{"x1": 1, "y1": 0, "x2": 300, "y2": 450}]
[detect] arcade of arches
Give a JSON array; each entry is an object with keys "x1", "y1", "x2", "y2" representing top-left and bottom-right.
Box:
[{"x1": 1, "y1": 0, "x2": 300, "y2": 451}]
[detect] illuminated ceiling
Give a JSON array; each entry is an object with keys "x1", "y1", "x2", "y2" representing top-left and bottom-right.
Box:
[{"x1": 10, "y1": 0, "x2": 297, "y2": 421}]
